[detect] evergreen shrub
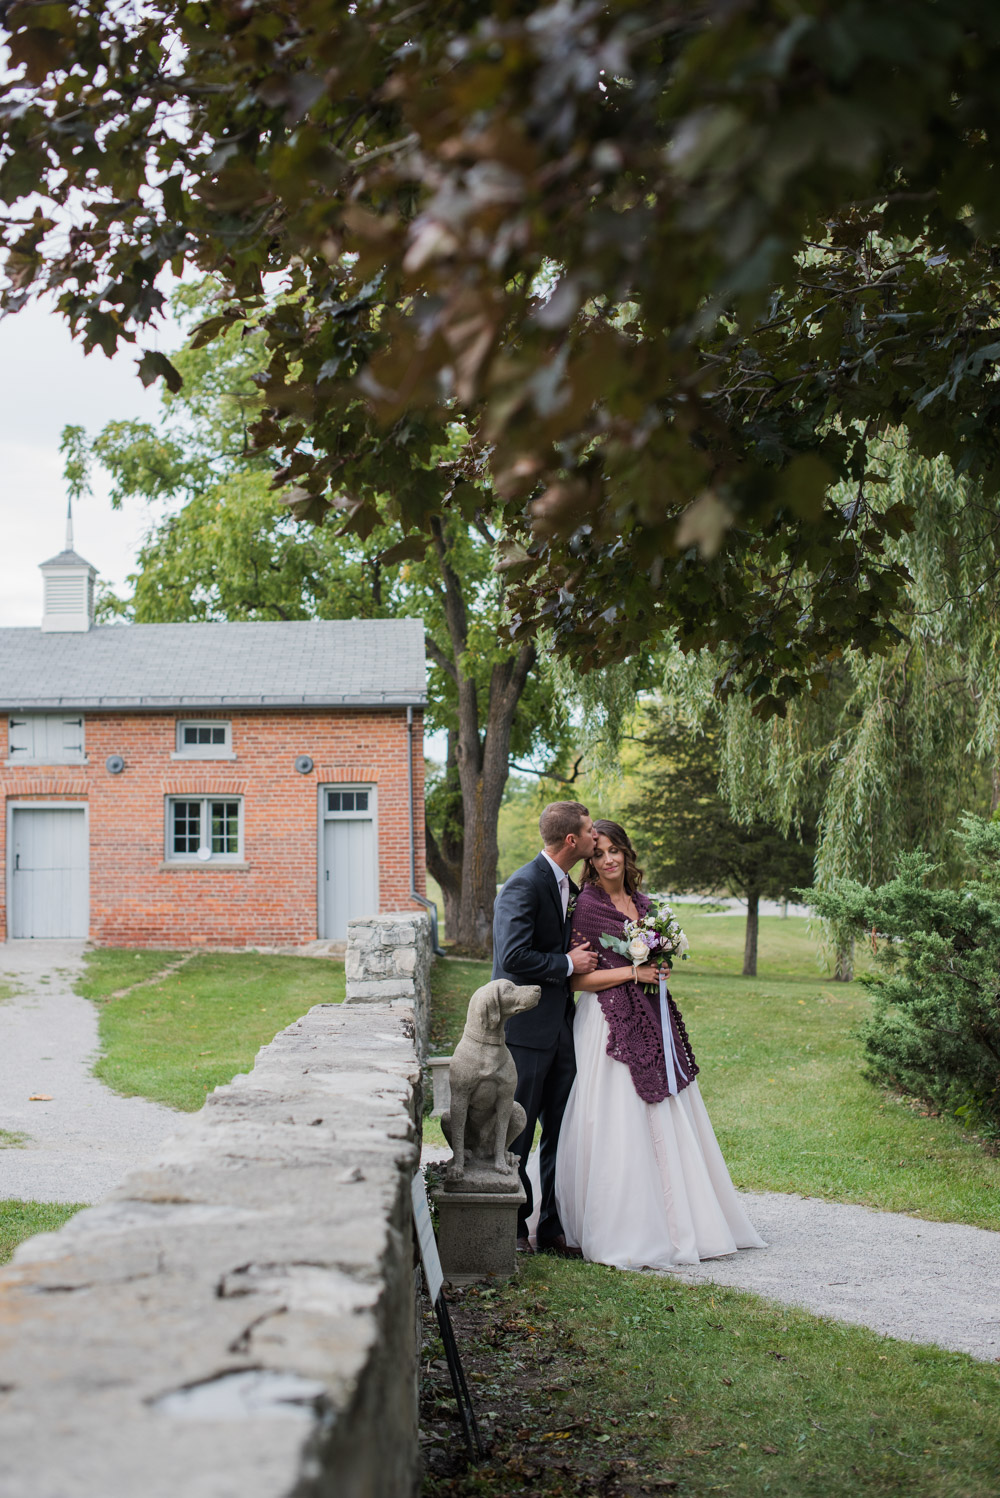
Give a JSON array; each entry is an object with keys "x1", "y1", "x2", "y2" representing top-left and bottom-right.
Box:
[{"x1": 808, "y1": 815, "x2": 1000, "y2": 1137}]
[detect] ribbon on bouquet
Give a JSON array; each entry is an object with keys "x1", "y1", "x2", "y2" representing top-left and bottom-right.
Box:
[{"x1": 658, "y1": 972, "x2": 688, "y2": 1097}]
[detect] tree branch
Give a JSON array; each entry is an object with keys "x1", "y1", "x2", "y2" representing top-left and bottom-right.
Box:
[
  {"x1": 425, "y1": 633, "x2": 458, "y2": 683},
  {"x1": 472, "y1": 509, "x2": 496, "y2": 546},
  {"x1": 425, "y1": 819, "x2": 461, "y2": 897},
  {"x1": 509, "y1": 752, "x2": 587, "y2": 784}
]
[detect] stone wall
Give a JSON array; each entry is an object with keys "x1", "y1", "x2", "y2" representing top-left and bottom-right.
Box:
[
  {"x1": 0, "y1": 996, "x2": 425, "y2": 1498},
  {"x1": 345, "y1": 912, "x2": 433, "y2": 1053}
]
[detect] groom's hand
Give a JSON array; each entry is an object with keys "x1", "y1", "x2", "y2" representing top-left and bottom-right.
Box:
[{"x1": 569, "y1": 941, "x2": 599, "y2": 974}]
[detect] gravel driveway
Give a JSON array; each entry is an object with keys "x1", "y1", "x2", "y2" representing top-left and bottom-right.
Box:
[
  {"x1": 0, "y1": 941, "x2": 179, "y2": 1204},
  {"x1": 658, "y1": 1188, "x2": 1000, "y2": 1364}
]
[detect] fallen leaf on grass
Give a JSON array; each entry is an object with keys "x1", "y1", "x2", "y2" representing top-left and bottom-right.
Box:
[
  {"x1": 762, "y1": 1445, "x2": 779, "y2": 1454},
  {"x1": 721, "y1": 1377, "x2": 733, "y2": 1386},
  {"x1": 28, "y1": 1094, "x2": 53, "y2": 1101}
]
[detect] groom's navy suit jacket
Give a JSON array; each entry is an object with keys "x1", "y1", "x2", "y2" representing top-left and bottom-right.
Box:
[{"x1": 492, "y1": 853, "x2": 577, "y2": 1051}]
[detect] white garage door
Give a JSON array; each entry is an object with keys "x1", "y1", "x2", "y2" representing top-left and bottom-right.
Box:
[
  {"x1": 322, "y1": 787, "x2": 377, "y2": 939},
  {"x1": 9, "y1": 806, "x2": 89, "y2": 938}
]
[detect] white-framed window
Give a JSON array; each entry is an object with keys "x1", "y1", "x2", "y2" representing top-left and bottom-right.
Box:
[
  {"x1": 173, "y1": 720, "x2": 233, "y2": 759},
  {"x1": 166, "y1": 797, "x2": 243, "y2": 862},
  {"x1": 7, "y1": 714, "x2": 86, "y2": 764}
]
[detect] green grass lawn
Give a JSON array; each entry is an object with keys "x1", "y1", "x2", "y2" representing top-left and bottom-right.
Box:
[
  {"x1": 428, "y1": 917, "x2": 1000, "y2": 1228},
  {"x1": 74, "y1": 948, "x2": 187, "y2": 998},
  {"x1": 427, "y1": 1262, "x2": 1000, "y2": 1498},
  {"x1": 80, "y1": 949, "x2": 346, "y2": 1111},
  {"x1": 0, "y1": 1200, "x2": 84, "y2": 1267}
]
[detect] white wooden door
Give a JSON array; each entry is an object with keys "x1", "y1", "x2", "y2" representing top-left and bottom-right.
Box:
[
  {"x1": 322, "y1": 788, "x2": 377, "y2": 938},
  {"x1": 9, "y1": 806, "x2": 88, "y2": 938}
]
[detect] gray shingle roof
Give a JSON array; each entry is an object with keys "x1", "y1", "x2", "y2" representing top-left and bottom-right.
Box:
[
  {"x1": 0, "y1": 619, "x2": 426, "y2": 709},
  {"x1": 40, "y1": 547, "x2": 97, "y2": 570}
]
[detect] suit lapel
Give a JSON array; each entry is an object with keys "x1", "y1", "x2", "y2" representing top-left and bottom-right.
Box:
[
  {"x1": 565, "y1": 878, "x2": 581, "y2": 939},
  {"x1": 534, "y1": 852, "x2": 565, "y2": 926}
]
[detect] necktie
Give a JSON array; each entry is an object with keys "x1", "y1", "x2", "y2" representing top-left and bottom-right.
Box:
[{"x1": 559, "y1": 874, "x2": 569, "y2": 918}]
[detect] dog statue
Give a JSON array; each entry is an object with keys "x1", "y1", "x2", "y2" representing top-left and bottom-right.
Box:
[{"x1": 441, "y1": 979, "x2": 540, "y2": 1192}]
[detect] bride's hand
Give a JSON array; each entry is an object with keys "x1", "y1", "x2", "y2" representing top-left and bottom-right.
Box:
[{"x1": 635, "y1": 962, "x2": 669, "y2": 984}]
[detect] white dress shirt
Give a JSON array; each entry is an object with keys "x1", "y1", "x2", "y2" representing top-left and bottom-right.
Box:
[{"x1": 540, "y1": 848, "x2": 575, "y2": 976}]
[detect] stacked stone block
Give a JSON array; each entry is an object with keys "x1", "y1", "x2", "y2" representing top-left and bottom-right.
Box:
[{"x1": 345, "y1": 912, "x2": 432, "y2": 1053}]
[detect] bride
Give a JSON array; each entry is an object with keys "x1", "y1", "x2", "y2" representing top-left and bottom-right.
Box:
[{"x1": 542, "y1": 819, "x2": 765, "y2": 1270}]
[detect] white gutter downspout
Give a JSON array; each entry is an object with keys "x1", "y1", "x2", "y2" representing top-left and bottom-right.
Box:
[{"x1": 407, "y1": 705, "x2": 445, "y2": 955}]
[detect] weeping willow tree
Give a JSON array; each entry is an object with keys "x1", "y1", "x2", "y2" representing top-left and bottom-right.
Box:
[{"x1": 664, "y1": 439, "x2": 998, "y2": 974}]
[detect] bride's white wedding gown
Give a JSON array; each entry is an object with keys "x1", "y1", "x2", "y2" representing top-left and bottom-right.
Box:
[{"x1": 529, "y1": 989, "x2": 765, "y2": 1270}]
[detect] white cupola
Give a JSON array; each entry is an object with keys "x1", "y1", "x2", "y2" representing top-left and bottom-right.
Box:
[{"x1": 40, "y1": 501, "x2": 97, "y2": 633}]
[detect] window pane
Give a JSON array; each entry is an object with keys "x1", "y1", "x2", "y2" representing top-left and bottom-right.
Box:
[
  {"x1": 355, "y1": 791, "x2": 369, "y2": 811},
  {"x1": 328, "y1": 792, "x2": 341, "y2": 812},
  {"x1": 341, "y1": 791, "x2": 356, "y2": 811},
  {"x1": 211, "y1": 727, "x2": 226, "y2": 744},
  {"x1": 210, "y1": 800, "x2": 239, "y2": 854},
  {"x1": 182, "y1": 726, "x2": 198, "y2": 745},
  {"x1": 173, "y1": 800, "x2": 201, "y2": 854}
]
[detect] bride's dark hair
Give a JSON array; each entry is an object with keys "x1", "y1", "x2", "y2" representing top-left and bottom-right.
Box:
[{"x1": 584, "y1": 819, "x2": 644, "y2": 894}]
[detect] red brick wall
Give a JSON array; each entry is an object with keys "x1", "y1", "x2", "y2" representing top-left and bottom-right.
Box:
[{"x1": 0, "y1": 708, "x2": 426, "y2": 947}]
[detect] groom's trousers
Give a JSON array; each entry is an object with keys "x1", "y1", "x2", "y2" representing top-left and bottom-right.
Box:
[{"x1": 508, "y1": 1016, "x2": 577, "y2": 1243}]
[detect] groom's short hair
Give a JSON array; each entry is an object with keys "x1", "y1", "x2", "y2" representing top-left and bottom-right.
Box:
[{"x1": 540, "y1": 801, "x2": 590, "y2": 847}]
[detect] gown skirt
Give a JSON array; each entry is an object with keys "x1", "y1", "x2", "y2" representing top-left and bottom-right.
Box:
[{"x1": 529, "y1": 989, "x2": 766, "y2": 1270}]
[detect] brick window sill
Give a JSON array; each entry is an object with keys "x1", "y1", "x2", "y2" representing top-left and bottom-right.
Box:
[{"x1": 158, "y1": 861, "x2": 250, "y2": 872}]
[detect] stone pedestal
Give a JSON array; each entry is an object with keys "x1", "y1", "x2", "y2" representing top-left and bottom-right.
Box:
[
  {"x1": 433, "y1": 1186, "x2": 525, "y2": 1286},
  {"x1": 427, "y1": 1056, "x2": 451, "y2": 1117}
]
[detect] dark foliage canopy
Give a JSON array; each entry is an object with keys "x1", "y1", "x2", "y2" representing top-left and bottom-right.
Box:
[{"x1": 5, "y1": 2, "x2": 1000, "y2": 705}]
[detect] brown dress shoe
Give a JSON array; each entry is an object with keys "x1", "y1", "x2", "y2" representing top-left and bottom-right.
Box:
[
  {"x1": 536, "y1": 1233, "x2": 583, "y2": 1259},
  {"x1": 516, "y1": 1235, "x2": 534, "y2": 1254}
]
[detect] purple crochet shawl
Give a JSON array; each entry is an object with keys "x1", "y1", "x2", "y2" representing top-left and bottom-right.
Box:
[{"x1": 570, "y1": 883, "x2": 698, "y2": 1104}]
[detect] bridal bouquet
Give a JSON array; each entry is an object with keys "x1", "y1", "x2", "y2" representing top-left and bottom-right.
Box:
[{"x1": 600, "y1": 897, "x2": 690, "y2": 990}]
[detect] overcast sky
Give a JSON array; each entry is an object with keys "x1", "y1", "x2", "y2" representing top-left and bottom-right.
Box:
[{"x1": 0, "y1": 299, "x2": 181, "y2": 627}]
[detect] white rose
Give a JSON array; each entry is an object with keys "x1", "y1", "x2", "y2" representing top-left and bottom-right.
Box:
[
  {"x1": 676, "y1": 933, "x2": 689, "y2": 955},
  {"x1": 628, "y1": 937, "x2": 650, "y2": 962}
]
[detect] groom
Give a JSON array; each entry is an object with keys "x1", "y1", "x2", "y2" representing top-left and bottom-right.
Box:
[{"x1": 492, "y1": 801, "x2": 598, "y2": 1255}]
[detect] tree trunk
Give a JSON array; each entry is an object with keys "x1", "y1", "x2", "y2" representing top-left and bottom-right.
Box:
[
  {"x1": 742, "y1": 890, "x2": 760, "y2": 977},
  {"x1": 424, "y1": 733, "x2": 463, "y2": 942},
  {"x1": 834, "y1": 934, "x2": 855, "y2": 982},
  {"x1": 427, "y1": 517, "x2": 537, "y2": 956},
  {"x1": 451, "y1": 646, "x2": 536, "y2": 953}
]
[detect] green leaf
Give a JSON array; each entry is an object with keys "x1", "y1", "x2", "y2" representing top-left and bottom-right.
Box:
[
  {"x1": 137, "y1": 351, "x2": 183, "y2": 393},
  {"x1": 378, "y1": 535, "x2": 428, "y2": 567}
]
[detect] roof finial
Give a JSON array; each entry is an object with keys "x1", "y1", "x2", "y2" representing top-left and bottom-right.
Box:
[{"x1": 66, "y1": 495, "x2": 74, "y2": 553}]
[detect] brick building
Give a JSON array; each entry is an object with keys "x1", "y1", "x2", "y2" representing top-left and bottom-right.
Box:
[{"x1": 0, "y1": 535, "x2": 427, "y2": 947}]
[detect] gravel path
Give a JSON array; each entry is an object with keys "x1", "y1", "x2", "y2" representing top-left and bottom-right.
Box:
[
  {"x1": 421, "y1": 1145, "x2": 1000, "y2": 1362},
  {"x1": 657, "y1": 1189, "x2": 1000, "y2": 1363},
  {"x1": 0, "y1": 941, "x2": 179, "y2": 1204}
]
